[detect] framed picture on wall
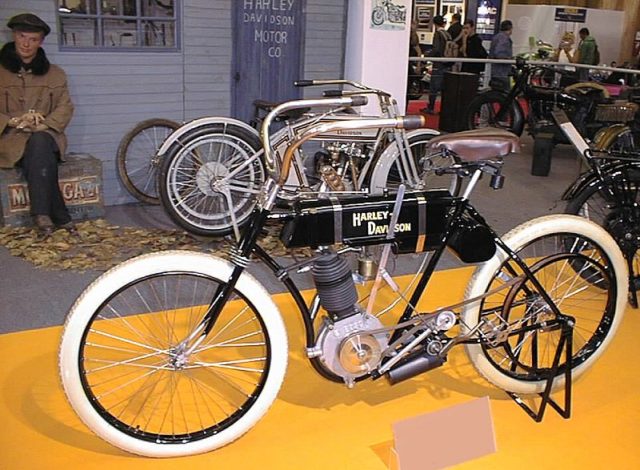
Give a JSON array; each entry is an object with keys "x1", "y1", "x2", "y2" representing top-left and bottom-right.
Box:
[{"x1": 417, "y1": 6, "x2": 434, "y2": 30}]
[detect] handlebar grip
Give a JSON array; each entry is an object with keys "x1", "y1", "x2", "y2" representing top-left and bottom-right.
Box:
[
  {"x1": 322, "y1": 89, "x2": 343, "y2": 97},
  {"x1": 294, "y1": 80, "x2": 314, "y2": 87},
  {"x1": 400, "y1": 115, "x2": 425, "y2": 130},
  {"x1": 349, "y1": 95, "x2": 368, "y2": 107}
]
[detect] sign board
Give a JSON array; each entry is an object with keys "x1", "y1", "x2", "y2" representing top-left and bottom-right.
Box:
[
  {"x1": 231, "y1": 1, "x2": 306, "y2": 123},
  {"x1": 476, "y1": 0, "x2": 502, "y2": 40},
  {"x1": 554, "y1": 8, "x2": 587, "y2": 23},
  {"x1": 392, "y1": 397, "x2": 497, "y2": 469}
]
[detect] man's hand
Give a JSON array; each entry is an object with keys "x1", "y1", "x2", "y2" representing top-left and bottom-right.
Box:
[{"x1": 15, "y1": 111, "x2": 47, "y2": 131}]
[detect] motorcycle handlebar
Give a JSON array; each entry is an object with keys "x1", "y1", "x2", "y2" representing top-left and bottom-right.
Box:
[
  {"x1": 261, "y1": 96, "x2": 369, "y2": 176},
  {"x1": 401, "y1": 115, "x2": 425, "y2": 130}
]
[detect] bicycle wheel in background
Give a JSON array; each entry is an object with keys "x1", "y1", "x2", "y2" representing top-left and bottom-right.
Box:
[
  {"x1": 159, "y1": 123, "x2": 265, "y2": 237},
  {"x1": 117, "y1": 118, "x2": 181, "y2": 204}
]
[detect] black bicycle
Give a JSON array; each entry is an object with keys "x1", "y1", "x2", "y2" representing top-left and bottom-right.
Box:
[{"x1": 59, "y1": 97, "x2": 627, "y2": 457}]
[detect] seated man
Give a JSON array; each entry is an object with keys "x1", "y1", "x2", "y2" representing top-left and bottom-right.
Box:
[{"x1": 0, "y1": 13, "x2": 75, "y2": 237}]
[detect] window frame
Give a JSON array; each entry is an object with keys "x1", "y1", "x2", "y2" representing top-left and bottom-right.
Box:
[{"x1": 57, "y1": 0, "x2": 181, "y2": 52}]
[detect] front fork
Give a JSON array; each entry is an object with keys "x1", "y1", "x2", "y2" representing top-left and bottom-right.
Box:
[{"x1": 181, "y1": 181, "x2": 279, "y2": 355}]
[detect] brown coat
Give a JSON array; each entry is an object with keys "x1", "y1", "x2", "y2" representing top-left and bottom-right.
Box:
[{"x1": 0, "y1": 56, "x2": 74, "y2": 168}]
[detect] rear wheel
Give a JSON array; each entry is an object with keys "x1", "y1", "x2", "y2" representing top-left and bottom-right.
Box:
[
  {"x1": 462, "y1": 215, "x2": 627, "y2": 394},
  {"x1": 466, "y1": 91, "x2": 525, "y2": 136},
  {"x1": 117, "y1": 118, "x2": 180, "y2": 204},
  {"x1": 369, "y1": 130, "x2": 462, "y2": 196}
]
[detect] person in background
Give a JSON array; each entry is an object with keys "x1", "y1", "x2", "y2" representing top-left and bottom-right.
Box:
[
  {"x1": 447, "y1": 13, "x2": 464, "y2": 72},
  {"x1": 570, "y1": 27, "x2": 598, "y2": 81},
  {"x1": 460, "y1": 19, "x2": 487, "y2": 77},
  {"x1": 0, "y1": 13, "x2": 75, "y2": 238},
  {"x1": 553, "y1": 31, "x2": 577, "y2": 86},
  {"x1": 422, "y1": 15, "x2": 451, "y2": 115},
  {"x1": 489, "y1": 20, "x2": 513, "y2": 91},
  {"x1": 448, "y1": 13, "x2": 463, "y2": 49}
]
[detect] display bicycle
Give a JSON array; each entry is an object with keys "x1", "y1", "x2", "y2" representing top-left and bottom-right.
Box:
[
  {"x1": 156, "y1": 79, "x2": 456, "y2": 238},
  {"x1": 59, "y1": 95, "x2": 628, "y2": 458}
]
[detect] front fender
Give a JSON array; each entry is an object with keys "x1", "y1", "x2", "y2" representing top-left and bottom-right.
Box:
[
  {"x1": 562, "y1": 161, "x2": 640, "y2": 200},
  {"x1": 368, "y1": 128, "x2": 440, "y2": 194},
  {"x1": 561, "y1": 170, "x2": 600, "y2": 201},
  {"x1": 157, "y1": 117, "x2": 259, "y2": 156},
  {"x1": 592, "y1": 124, "x2": 633, "y2": 151}
]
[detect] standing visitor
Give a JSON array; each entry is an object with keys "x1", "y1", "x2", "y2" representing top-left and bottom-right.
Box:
[
  {"x1": 489, "y1": 20, "x2": 513, "y2": 91},
  {"x1": 460, "y1": 19, "x2": 487, "y2": 76},
  {"x1": 422, "y1": 15, "x2": 452, "y2": 115},
  {"x1": 447, "y1": 13, "x2": 464, "y2": 72},
  {"x1": 574, "y1": 27, "x2": 598, "y2": 81}
]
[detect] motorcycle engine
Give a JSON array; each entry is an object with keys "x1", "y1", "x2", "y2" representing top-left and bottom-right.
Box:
[
  {"x1": 314, "y1": 312, "x2": 389, "y2": 385},
  {"x1": 310, "y1": 250, "x2": 389, "y2": 385}
]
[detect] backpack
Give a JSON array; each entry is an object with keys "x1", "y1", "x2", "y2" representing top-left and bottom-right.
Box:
[{"x1": 439, "y1": 30, "x2": 458, "y2": 58}]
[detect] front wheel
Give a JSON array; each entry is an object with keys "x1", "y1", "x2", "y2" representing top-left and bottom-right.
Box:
[
  {"x1": 565, "y1": 167, "x2": 640, "y2": 296},
  {"x1": 368, "y1": 129, "x2": 462, "y2": 196},
  {"x1": 159, "y1": 123, "x2": 265, "y2": 237},
  {"x1": 59, "y1": 251, "x2": 288, "y2": 457},
  {"x1": 371, "y1": 7, "x2": 385, "y2": 26},
  {"x1": 462, "y1": 215, "x2": 627, "y2": 395},
  {"x1": 466, "y1": 91, "x2": 525, "y2": 136}
]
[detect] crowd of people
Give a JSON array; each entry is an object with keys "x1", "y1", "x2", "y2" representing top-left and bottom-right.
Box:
[{"x1": 411, "y1": 13, "x2": 630, "y2": 112}]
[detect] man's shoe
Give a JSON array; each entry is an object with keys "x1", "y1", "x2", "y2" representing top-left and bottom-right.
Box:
[
  {"x1": 34, "y1": 215, "x2": 54, "y2": 239},
  {"x1": 57, "y1": 221, "x2": 79, "y2": 236}
]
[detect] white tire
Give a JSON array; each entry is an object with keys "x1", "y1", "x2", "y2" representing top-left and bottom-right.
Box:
[
  {"x1": 59, "y1": 251, "x2": 287, "y2": 457},
  {"x1": 462, "y1": 215, "x2": 627, "y2": 394}
]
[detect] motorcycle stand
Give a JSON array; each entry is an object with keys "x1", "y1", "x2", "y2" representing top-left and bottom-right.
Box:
[{"x1": 505, "y1": 316, "x2": 574, "y2": 422}]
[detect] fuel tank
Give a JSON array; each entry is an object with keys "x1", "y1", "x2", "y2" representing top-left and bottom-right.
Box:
[{"x1": 280, "y1": 190, "x2": 456, "y2": 253}]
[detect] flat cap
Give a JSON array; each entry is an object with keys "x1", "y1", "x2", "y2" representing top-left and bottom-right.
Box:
[{"x1": 7, "y1": 13, "x2": 51, "y2": 36}]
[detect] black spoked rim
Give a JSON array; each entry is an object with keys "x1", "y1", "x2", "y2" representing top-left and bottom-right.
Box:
[
  {"x1": 477, "y1": 233, "x2": 617, "y2": 382},
  {"x1": 78, "y1": 271, "x2": 272, "y2": 444}
]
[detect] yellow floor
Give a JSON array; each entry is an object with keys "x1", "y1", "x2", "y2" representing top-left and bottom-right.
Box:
[{"x1": 1, "y1": 267, "x2": 639, "y2": 469}]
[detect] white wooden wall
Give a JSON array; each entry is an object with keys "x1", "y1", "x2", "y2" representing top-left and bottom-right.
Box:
[{"x1": 0, "y1": 1, "x2": 347, "y2": 205}]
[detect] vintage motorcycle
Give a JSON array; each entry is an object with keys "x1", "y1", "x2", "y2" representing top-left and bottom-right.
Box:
[
  {"x1": 466, "y1": 58, "x2": 637, "y2": 151},
  {"x1": 59, "y1": 96, "x2": 627, "y2": 457},
  {"x1": 156, "y1": 80, "x2": 450, "y2": 239},
  {"x1": 553, "y1": 108, "x2": 640, "y2": 305}
]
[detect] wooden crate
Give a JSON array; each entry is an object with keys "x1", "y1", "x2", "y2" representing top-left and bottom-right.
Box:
[{"x1": 0, "y1": 153, "x2": 104, "y2": 227}]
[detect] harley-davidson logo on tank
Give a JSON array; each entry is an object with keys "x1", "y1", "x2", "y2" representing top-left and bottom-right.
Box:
[
  {"x1": 280, "y1": 190, "x2": 456, "y2": 253},
  {"x1": 351, "y1": 209, "x2": 413, "y2": 235}
]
